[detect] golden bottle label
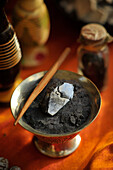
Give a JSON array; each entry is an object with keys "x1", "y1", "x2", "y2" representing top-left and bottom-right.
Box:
[{"x1": 0, "y1": 33, "x2": 22, "y2": 70}]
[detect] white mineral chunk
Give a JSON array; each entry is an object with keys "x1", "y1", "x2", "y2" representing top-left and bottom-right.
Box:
[
  {"x1": 48, "y1": 83, "x2": 74, "y2": 116},
  {"x1": 59, "y1": 82, "x2": 74, "y2": 99}
]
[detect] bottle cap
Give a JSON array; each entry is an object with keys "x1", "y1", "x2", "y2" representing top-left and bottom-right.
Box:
[
  {"x1": 0, "y1": 0, "x2": 9, "y2": 33},
  {"x1": 81, "y1": 23, "x2": 107, "y2": 41},
  {"x1": 79, "y1": 23, "x2": 113, "y2": 46}
]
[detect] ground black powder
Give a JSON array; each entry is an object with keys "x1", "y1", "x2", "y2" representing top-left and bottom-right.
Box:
[{"x1": 23, "y1": 78, "x2": 92, "y2": 134}]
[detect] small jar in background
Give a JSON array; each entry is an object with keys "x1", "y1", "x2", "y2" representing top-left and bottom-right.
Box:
[{"x1": 77, "y1": 23, "x2": 113, "y2": 91}]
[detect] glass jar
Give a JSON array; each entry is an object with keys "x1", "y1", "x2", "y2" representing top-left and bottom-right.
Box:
[{"x1": 77, "y1": 23, "x2": 112, "y2": 91}]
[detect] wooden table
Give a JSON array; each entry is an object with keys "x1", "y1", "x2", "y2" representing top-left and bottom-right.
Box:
[{"x1": 1, "y1": 1, "x2": 113, "y2": 169}]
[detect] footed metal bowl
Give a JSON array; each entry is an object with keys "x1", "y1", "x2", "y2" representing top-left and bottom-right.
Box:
[{"x1": 10, "y1": 70, "x2": 101, "y2": 157}]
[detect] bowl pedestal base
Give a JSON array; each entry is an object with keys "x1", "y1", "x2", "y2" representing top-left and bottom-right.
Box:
[{"x1": 33, "y1": 134, "x2": 81, "y2": 158}]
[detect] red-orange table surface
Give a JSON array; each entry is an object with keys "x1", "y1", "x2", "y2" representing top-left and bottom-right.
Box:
[{"x1": 1, "y1": 2, "x2": 113, "y2": 169}]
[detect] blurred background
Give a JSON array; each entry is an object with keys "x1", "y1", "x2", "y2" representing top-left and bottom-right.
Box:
[{"x1": 5, "y1": 0, "x2": 113, "y2": 36}]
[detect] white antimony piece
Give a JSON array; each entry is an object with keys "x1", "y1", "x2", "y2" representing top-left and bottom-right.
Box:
[{"x1": 48, "y1": 83, "x2": 74, "y2": 116}]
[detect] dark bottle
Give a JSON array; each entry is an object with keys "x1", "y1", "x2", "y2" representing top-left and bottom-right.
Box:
[
  {"x1": 0, "y1": 0, "x2": 22, "y2": 105},
  {"x1": 77, "y1": 23, "x2": 113, "y2": 92}
]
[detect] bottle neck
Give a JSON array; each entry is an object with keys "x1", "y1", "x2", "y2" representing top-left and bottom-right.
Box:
[
  {"x1": 0, "y1": 9, "x2": 9, "y2": 33},
  {"x1": 80, "y1": 44, "x2": 107, "y2": 52}
]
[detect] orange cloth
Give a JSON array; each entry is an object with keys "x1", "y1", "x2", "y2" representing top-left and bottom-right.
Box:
[
  {"x1": 1, "y1": 44, "x2": 113, "y2": 170},
  {"x1": 1, "y1": 1, "x2": 113, "y2": 169},
  {"x1": 84, "y1": 132, "x2": 113, "y2": 169}
]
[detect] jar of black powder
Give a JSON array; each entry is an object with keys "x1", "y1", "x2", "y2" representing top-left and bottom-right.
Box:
[{"x1": 77, "y1": 23, "x2": 113, "y2": 91}]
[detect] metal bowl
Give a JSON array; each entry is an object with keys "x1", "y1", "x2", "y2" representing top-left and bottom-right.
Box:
[{"x1": 10, "y1": 70, "x2": 101, "y2": 157}]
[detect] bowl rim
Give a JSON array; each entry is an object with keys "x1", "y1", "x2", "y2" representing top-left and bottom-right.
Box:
[{"x1": 10, "y1": 70, "x2": 101, "y2": 137}]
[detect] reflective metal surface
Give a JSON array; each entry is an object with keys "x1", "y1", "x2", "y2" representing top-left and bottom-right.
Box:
[
  {"x1": 10, "y1": 70, "x2": 101, "y2": 157},
  {"x1": 33, "y1": 134, "x2": 81, "y2": 158}
]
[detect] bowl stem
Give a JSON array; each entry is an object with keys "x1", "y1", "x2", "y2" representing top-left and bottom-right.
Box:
[{"x1": 33, "y1": 135, "x2": 81, "y2": 158}]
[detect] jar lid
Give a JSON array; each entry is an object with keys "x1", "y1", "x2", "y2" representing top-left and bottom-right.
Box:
[
  {"x1": 81, "y1": 23, "x2": 107, "y2": 42},
  {"x1": 79, "y1": 23, "x2": 113, "y2": 46}
]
